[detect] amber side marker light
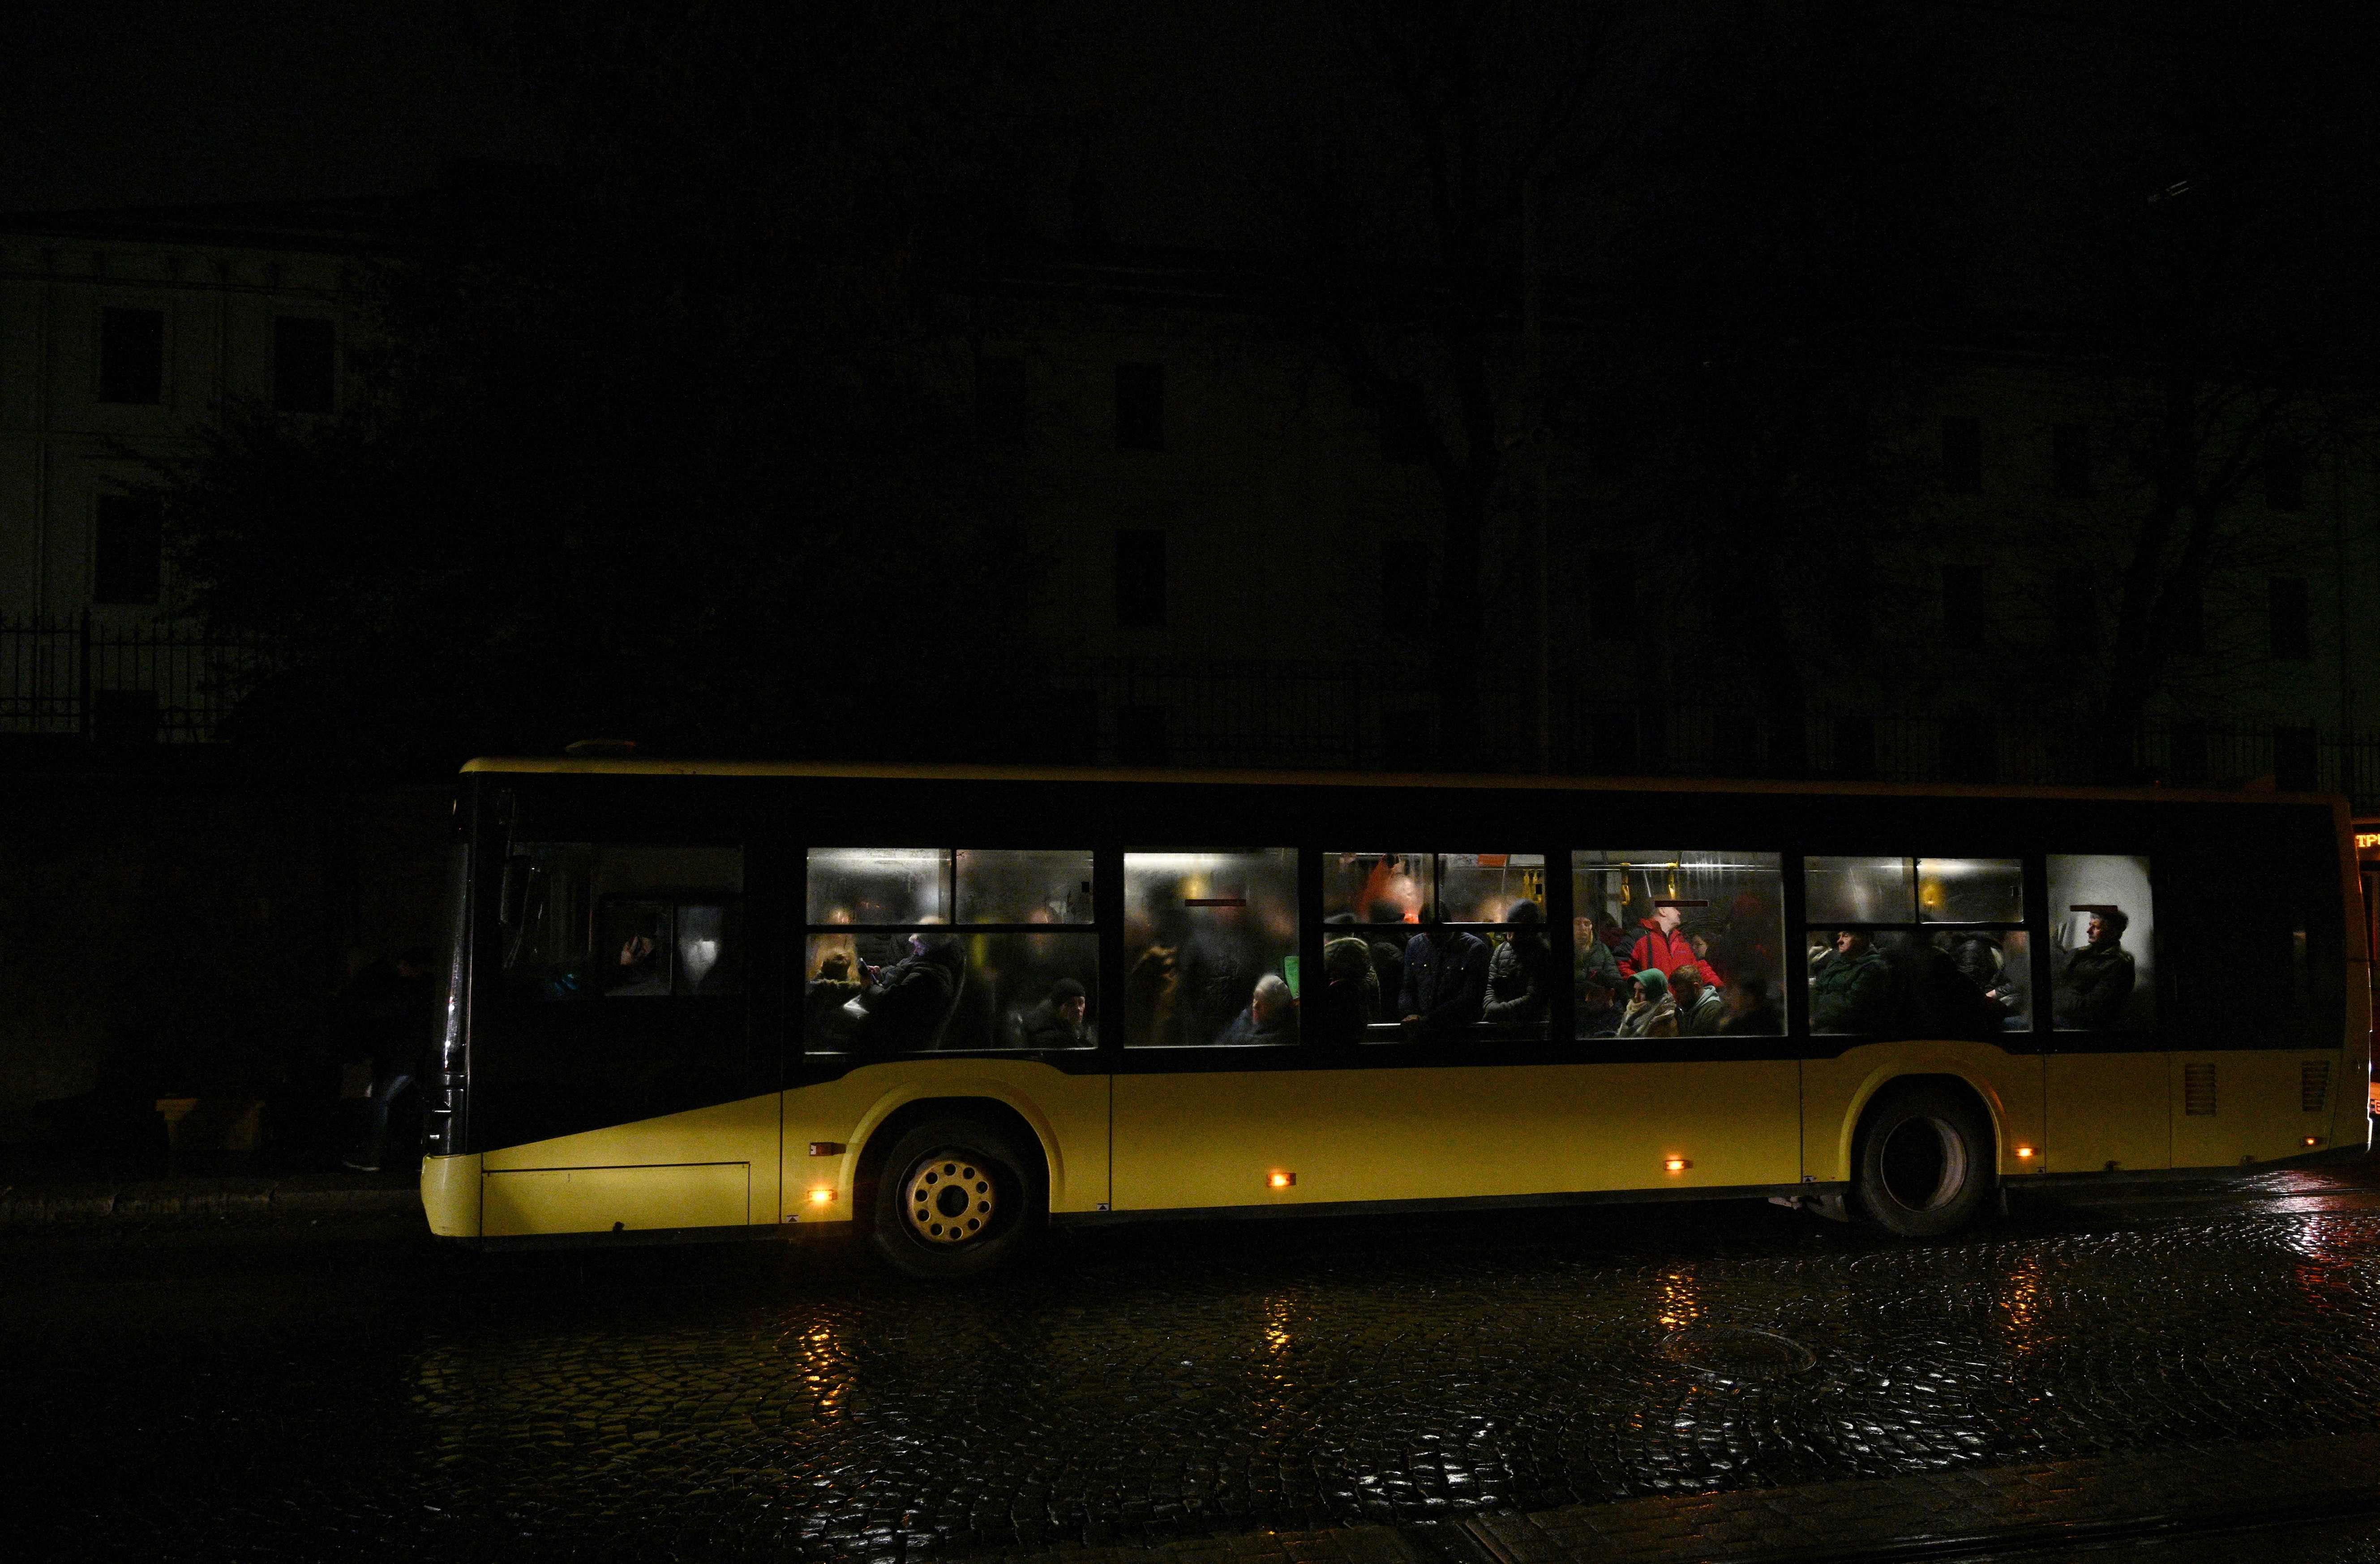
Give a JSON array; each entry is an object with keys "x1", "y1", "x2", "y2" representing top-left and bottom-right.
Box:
[
  {"x1": 2015, "y1": 1145, "x2": 2036, "y2": 1161},
  {"x1": 807, "y1": 1188, "x2": 836, "y2": 1205},
  {"x1": 1268, "y1": 1171, "x2": 1296, "y2": 1188},
  {"x1": 2306, "y1": 1136, "x2": 2325, "y2": 1147},
  {"x1": 1664, "y1": 1157, "x2": 1691, "y2": 1174}
]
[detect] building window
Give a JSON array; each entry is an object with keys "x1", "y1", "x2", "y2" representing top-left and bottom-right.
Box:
[
  {"x1": 974, "y1": 355, "x2": 1026, "y2": 442},
  {"x1": 1941, "y1": 415, "x2": 1982, "y2": 493},
  {"x1": 1942, "y1": 565, "x2": 1987, "y2": 644},
  {"x1": 98, "y1": 307, "x2": 164, "y2": 404},
  {"x1": 2269, "y1": 575, "x2": 2311, "y2": 661},
  {"x1": 2264, "y1": 439, "x2": 2307, "y2": 512},
  {"x1": 94, "y1": 493, "x2": 163, "y2": 604},
  {"x1": 272, "y1": 317, "x2": 336, "y2": 414},
  {"x1": 1588, "y1": 548, "x2": 1636, "y2": 642},
  {"x1": 2051, "y1": 422, "x2": 2092, "y2": 497},
  {"x1": 1115, "y1": 362, "x2": 1164, "y2": 450},
  {"x1": 1114, "y1": 529, "x2": 1166, "y2": 629}
]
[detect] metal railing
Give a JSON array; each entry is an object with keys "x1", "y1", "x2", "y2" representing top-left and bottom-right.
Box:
[{"x1": 0, "y1": 613, "x2": 269, "y2": 744}]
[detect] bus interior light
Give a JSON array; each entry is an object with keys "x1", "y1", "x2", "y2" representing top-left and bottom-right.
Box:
[
  {"x1": 1268, "y1": 1171, "x2": 1295, "y2": 1188},
  {"x1": 1664, "y1": 1157, "x2": 1690, "y2": 1174}
]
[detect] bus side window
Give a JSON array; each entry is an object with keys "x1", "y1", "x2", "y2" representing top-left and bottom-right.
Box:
[
  {"x1": 1576, "y1": 850, "x2": 1784, "y2": 1041},
  {"x1": 1124, "y1": 849, "x2": 1299, "y2": 1047},
  {"x1": 2047, "y1": 855, "x2": 2154, "y2": 1034}
]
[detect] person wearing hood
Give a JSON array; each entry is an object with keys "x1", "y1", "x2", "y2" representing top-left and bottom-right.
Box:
[
  {"x1": 854, "y1": 921, "x2": 967, "y2": 1049},
  {"x1": 1617, "y1": 968, "x2": 1680, "y2": 1038},
  {"x1": 1482, "y1": 900, "x2": 1550, "y2": 1027},
  {"x1": 1016, "y1": 977, "x2": 1089, "y2": 1049}
]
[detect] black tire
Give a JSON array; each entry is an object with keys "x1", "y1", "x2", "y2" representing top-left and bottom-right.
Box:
[
  {"x1": 1853, "y1": 1084, "x2": 1994, "y2": 1238},
  {"x1": 867, "y1": 1117, "x2": 1042, "y2": 1279}
]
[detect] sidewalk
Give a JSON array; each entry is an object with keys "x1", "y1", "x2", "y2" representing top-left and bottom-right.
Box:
[
  {"x1": 941, "y1": 1431, "x2": 2380, "y2": 1564},
  {"x1": 0, "y1": 1168, "x2": 420, "y2": 1227}
]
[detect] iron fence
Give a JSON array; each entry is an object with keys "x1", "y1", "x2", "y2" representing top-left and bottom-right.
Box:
[{"x1": 0, "y1": 613, "x2": 270, "y2": 745}]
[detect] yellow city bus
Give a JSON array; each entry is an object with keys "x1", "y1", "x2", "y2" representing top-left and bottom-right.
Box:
[{"x1": 419, "y1": 759, "x2": 2371, "y2": 1277}]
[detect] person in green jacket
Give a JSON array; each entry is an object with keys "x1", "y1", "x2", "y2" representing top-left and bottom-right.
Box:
[{"x1": 1810, "y1": 930, "x2": 1895, "y2": 1033}]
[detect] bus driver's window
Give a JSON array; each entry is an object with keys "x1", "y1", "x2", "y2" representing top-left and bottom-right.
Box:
[
  {"x1": 1124, "y1": 850, "x2": 1299, "y2": 1046},
  {"x1": 502, "y1": 844, "x2": 744, "y2": 1000}
]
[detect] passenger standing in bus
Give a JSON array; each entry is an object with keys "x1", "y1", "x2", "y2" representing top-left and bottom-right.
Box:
[
  {"x1": 1397, "y1": 908, "x2": 1490, "y2": 1037},
  {"x1": 1178, "y1": 897, "x2": 1265, "y2": 1045},
  {"x1": 1364, "y1": 899, "x2": 1407, "y2": 1012},
  {"x1": 1315, "y1": 913, "x2": 1382, "y2": 1039},
  {"x1": 1621, "y1": 901, "x2": 1715, "y2": 986},
  {"x1": 1720, "y1": 974, "x2": 1782, "y2": 1035},
  {"x1": 1482, "y1": 900, "x2": 1550, "y2": 1026}
]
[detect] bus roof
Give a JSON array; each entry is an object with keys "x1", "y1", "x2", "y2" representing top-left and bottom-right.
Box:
[{"x1": 460, "y1": 755, "x2": 2342, "y2": 811}]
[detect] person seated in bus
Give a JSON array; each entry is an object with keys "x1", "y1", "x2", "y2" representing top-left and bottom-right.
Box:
[
  {"x1": 1397, "y1": 906, "x2": 1490, "y2": 1038},
  {"x1": 1879, "y1": 930, "x2": 1998, "y2": 1041},
  {"x1": 607, "y1": 929, "x2": 671, "y2": 997},
  {"x1": 1621, "y1": 900, "x2": 1715, "y2": 986},
  {"x1": 1577, "y1": 974, "x2": 1623, "y2": 1037},
  {"x1": 1482, "y1": 900, "x2": 1550, "y2": 1027},
  {"x1": 1015, "y1": 977, "x2": 1089, "y2": 1049},
  {"x1": 1218, "y1": 973, "x2": 1296, "y2": 1045},
  {"x1": 1944, "y1": 930, "x2": 2026, "y2": 1028},
  {"x1": 849, "y1": 921, "x2": 968, "y2": 1050},
  {"x1": 1617, "y1": 968, "x2": 1679, "y2": 1037},
  {"x1": 1311, "y1": 913, "x2": 1382, "y2": 1041},
  {"x1": 1671, "y1": 962, "x2": 1728, "y2": 1036},
  {"x1": 1720, "y1": 974, "x2": 1782, "y2": 1035},
  {"x1": 1810, "y1": 930, "x2": 1894, "y2": 1033},
  {"x1": 2054, "y1": 906, "x2": 2136, "y2": 1029},
  {"x1": 1177, "y1": 900, "x2": 1265, "y2": 1046}
]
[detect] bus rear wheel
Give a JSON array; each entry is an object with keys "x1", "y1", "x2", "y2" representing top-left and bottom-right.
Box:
[
  {"x1": 1853, "y1": 1084, "x2": 1994, "y2": 1238},
  {"x1": 869, "y1": 1118, "x2": 1039, "y2": 1279}
]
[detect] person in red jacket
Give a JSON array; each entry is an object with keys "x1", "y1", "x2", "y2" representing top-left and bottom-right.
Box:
[{"x1": 1620, "y1": 900, "x2": 1715, "y2": 986}]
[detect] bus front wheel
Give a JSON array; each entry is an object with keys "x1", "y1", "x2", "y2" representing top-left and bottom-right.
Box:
[
  {"x1": 869, "y1": 1118, "x2": 1040, "y2": 1278},
  {"x1": 1853, "y1": 1084, "x2": 1994, "y2": 1238}
]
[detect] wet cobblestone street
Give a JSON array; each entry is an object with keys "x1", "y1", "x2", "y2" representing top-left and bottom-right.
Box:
[{"x1": 21, "y1": 1170, "x2": 2380, "y2": 1562}]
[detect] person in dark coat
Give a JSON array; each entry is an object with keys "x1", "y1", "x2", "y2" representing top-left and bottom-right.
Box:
[
  {"x1": 1364, "y1": 899, "x2": 1407, "y2": 1013},
  {"x1": 1810, "y1": 930, "x2": 1894, "y2": 1033},
  {"x1": 1016, "y1": 977, "x2": 1089, "y2": 1049},
  {"x1": 1881, "y1": 932, "x2": 2001, "y2": 1041},
  {"x1": 1218, "y1": 973, "x2": 1297, "y2": 1045},
  {"x1": 1720, "y1": 974, "x2": 1782, "y2": 1035},
  {"x1": 854, "y1": 925, "x2": 968, "y2": 1050},
  {"x1": 1482, "y1": 901, "x2": 1550, "y2": 1026},
  {"x1": 1177, "y1": 905, "x2": 1264, "y2": 1046},
  {"x1": 2054, "y1": 907, "x2": 2137, "y2": 1029},
  {"x1": 1314, "y1": 913, "x2": 1382, "y2": 1041},
  {"x1": 342, "y1": 946, "x2": 440, "y2": 1172},
  {"x1": 1397, "y1": 908, "x2": 1491, "y2": 1038}
]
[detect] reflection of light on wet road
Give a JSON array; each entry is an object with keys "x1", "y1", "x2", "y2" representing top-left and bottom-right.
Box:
[
  {"x1": 797, "y1": 1317, "x2": 844, "y2": 1418},
  {"x1": 1998, "y1": 1252, "x2": 2045, "y2": 1357},
  {"x1": 1657, "y1": 1267, "x2": 1702, "y2": 1331}
]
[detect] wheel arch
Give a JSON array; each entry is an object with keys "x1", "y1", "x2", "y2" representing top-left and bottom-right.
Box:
[
  {"x1": 1836, "y1": 1066, "x2": 2005, "y2": 1180},
  {"x1": 849, "y1": 1089, "x2": 1058, "y2": 1217}
]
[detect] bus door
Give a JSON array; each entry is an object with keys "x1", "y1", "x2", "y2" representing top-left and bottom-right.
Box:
[{"x1": 475, "y1": 840, "x2": 772, "y2": 1238}]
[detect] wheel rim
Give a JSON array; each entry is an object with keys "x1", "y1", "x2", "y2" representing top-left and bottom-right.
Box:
[
  {"x1": 1878, "y1": 1115, "x2": 1968, "y2": 1212},
  {"x1": 902, "y1": 1150, "x2": 997, "y2": 1245}
]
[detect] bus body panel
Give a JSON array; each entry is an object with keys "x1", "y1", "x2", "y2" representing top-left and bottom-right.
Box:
[
  {"x1": 1802, "y1": 1044, "x2": 2044, "y2": 1185},
  {"x1": 783, "y1": 1060, "x2": 1112, "y2": 1224},
  {"x1": 474, "y1": 1092, "x2": 780, "y2": 1235},
  {"x1": 2044, "y1": 1053, "x2": 2171, "y2": 1173},
  {"x1": 1111, "y1": 1059, "x2": 1801, "y2": 1212},
  {"x1": 484, "y1": 1161, "x2": 750, "y2": 1238},
  {"x1": 2167, "y1": 1050, "x2": 2345, "y2": 1168},
  {"x1": 422, "y1": 1152, "x2": 482, "y2": 1237}
]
